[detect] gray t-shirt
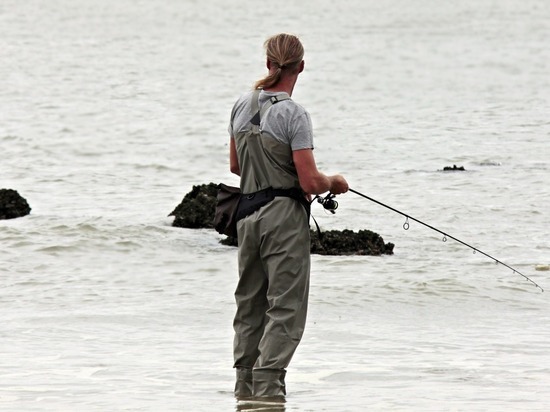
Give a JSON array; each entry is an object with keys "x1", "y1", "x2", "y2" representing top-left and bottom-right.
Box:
[{"x1": 228, "y1": 90, "x2": 314, "y2": 151}]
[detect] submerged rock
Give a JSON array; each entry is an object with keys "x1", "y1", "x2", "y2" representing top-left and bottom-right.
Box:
[
  {"x1": 170, "y1": 183, "x2": 394, "y2": 256},
  {"x1": 220, "y1": 229, "x2": 394, "y2": 256},
  {"x1": 442, "y1": 164, "x2": 465, "y2": 171},
  {"x1": 169, "y1": 183, "x2": 218, "y2": 229},
  {"x1": 0, "y1": 189, "x2": 31, "y2": 219},
  {"x1": 310, "y1": 229, "x2": 394, "y2": 256}
]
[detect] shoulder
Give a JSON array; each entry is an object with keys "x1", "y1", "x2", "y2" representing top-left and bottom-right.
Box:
[
  {"x1": 282, "y1": 99, "x2": 308, "y2": 116},
  {"x1": 233, "y1": 90, "x2": 255, "y2": 108},
  {"x1": 230, "y1": 90, "x2": 255, "y2": 118},
  {"x1": 261, "y1": 91, "x2": 309, "y2": 118},
  {"x1": 237, "y1": 90, "x2": 255, "y2": 102}
]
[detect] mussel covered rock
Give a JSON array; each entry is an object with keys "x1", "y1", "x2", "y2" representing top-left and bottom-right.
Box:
[
  {"x1": 170, "y1": 183, "x2": 394, "y2": 256},
  {"x1": 0, "y1": 189, "x2": 31, "y2": 220},
  {"x1": 310, "y1": 229, "x2": 394, "y2": 256},
  {"x1": 169, "y1": 183, "x2": 218, "y2": 229}
]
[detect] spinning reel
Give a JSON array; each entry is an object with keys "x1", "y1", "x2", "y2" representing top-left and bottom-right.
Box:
[{"x1": 317, "y1": 193, "x2": 338, "y2": 214}]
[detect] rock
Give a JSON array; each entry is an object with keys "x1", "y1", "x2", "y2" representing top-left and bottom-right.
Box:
[
  {"x1": 170, "y1": 183, "x2": 394, "y2": 256},
  {"x1": 310, "y1": 229, "x2": 394, "y2": 256},
  {"x1": 221, "y1": 229, "x2": 394, "y2": 256},
  {"x1": 0, "y1": 189, "x2": 31, "y2": 219},
  {"x1": 442, "y1": 164, "x2": 465, "y2": 171},
  {"x1": 169, "y1": 183, "x2": 219, "y2": 229}
]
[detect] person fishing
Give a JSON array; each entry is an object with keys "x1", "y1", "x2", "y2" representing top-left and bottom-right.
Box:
[{"x1": 228, "y1": 33, "x2": 349, "y2": 401}]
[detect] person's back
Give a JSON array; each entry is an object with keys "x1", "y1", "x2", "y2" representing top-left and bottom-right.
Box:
[
  {"x1": 231, "y1": 89, "x2": 306, "y2": 194},
  {"x1": 228, "y1": 33, "x2": 348, "y2": 403}
]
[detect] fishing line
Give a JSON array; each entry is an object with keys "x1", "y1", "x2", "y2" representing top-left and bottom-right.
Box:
[{"x1": 343, "y1": 188, "x2": 544, "y2": 292}]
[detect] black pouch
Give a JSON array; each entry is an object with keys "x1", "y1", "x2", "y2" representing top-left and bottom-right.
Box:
[
  {"x1": 235, "y1": 187, "x2": 276, "y2": 222},
  {"x1": 213, "y1": 183, "x2": 241, "y2": 238}
]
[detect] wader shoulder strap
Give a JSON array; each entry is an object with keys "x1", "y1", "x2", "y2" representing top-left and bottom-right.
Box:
[
  {"x1": 250, "y1": 89, "x2": 261, "y2": 119},
  {"x1": 250, "y1": 91, "x2": 290, "y2": 126}
]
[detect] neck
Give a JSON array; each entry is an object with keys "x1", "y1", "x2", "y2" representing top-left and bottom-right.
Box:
[{"x1": 263, "y1": 73, "x2": 298, "y2": 96}]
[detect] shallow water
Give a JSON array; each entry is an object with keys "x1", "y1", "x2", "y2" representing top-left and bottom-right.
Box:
[{"x1": 1, "y1": 0, "x2": 549, "y2": 410}]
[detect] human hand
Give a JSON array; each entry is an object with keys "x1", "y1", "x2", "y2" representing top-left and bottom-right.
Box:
[{"x1": 329, "y1": 175, "x2": 349, "y2": 195}]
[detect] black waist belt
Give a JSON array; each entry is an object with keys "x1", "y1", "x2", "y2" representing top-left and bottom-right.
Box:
[{"x1": 235, "y1": 187, "x2": 310, "y2": 222}]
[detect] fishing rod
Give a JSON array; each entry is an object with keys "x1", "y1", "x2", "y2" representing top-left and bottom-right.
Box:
[{"x1": 318, "y1": 189, "x2": 543, "y2": 292}]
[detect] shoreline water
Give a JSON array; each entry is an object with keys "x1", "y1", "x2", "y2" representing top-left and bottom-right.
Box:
[{"x1": 2, "y1": 0, "x2": 549, "y2": 410}]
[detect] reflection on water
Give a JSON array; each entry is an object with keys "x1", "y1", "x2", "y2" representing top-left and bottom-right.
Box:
[{"x1": 236, "y1": 398, "x2": 285, "y2": 412}]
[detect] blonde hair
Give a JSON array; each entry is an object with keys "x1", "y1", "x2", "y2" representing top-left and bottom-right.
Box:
[{"x1": 254, "y1": 33, "x2": 304, "y2": 90}]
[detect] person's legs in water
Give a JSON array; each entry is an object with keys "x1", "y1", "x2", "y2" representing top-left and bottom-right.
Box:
[
  {"x1": 233, "y1": 219, "x2": 269, "y2": 398},
  {"x1": 252, "y1": 199, "x2": 310, "y2": 400}
]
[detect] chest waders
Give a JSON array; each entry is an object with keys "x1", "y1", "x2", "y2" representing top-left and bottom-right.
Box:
[{"x1": 233, "y1": 90, "x2": 311, "y2": 400}]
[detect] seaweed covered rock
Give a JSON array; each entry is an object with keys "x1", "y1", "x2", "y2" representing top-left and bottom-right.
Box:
[
  {"x1": 442, "y1": 164, "x2": 465, "y2": 171},
  {"x1": 310, "y1": 229, "x2": 394, "y2": 256},
  {"x1": 170, "y1": 183, "x2": 395, "y2": 256},
  {"x1": 169, "y1": 183, "x2": 219, "y2": 228},
  {"x1": 222, "y1": 229, "x2": 394, "y2": 256},
  {"x1": 220, "y1": 236, "x2": 238, "y2": 247},
  {"x1": 0, "y1": 189, "x2": 31, "y2": 220}
]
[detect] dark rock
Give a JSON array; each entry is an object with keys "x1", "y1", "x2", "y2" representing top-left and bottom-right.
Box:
[
  {"x1": 0, "y1": 189, "x2": 31, "y2": 219},
  {"x1": 220, "y1": 228, "x2": 393, "y2": 256},
  {"x1": 220, "y1": 235, "x2": 238, "y2": 247},
  {"x1": 443, "y1": 164, "x2": 465, "y2": 171},
  {"x1": 168, "y1": 183, "x2": 219, "y2": 229},
  {"x1": 170, "y1": 183, "x2": 394, "y2": 256},
  {"x1": 310, "y1": 229, "x2": 394, "y2": 256}
]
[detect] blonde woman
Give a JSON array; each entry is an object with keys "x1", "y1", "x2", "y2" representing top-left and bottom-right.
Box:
[{"x1": 228, "y1": 33, "x2": 348, "y2": 401}]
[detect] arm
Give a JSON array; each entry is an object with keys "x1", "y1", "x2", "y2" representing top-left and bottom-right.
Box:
[
  {"x1": 292, "y1": 148, "x2": 348, "y2": 195},
  {"x1": 229, "y1": 137, "x2": 240, "y2": 176}
]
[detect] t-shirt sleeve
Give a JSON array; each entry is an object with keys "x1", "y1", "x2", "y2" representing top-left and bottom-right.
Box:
[
  {"x1": 289, "y1": 111, "x2": 314, "y2": 151},
  {"x1": 228, "y1": 102, "x2": 237, "y2": 137}
]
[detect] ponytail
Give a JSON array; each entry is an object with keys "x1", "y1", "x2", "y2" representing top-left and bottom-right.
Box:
[
  {"x1": 254, "y1": 67, "x2": 283, "y2": 90},
  {"x1": 254, "y1": 33, "x2": 304, "y2": 90}
]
